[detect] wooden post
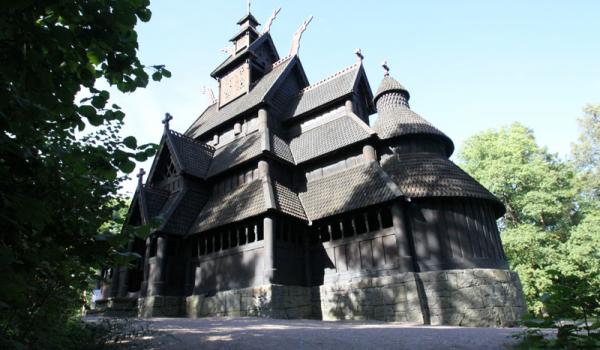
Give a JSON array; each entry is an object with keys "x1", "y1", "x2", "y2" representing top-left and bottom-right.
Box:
[
  {"x1": 263, "y1": 215, "x2": 275, "y2": 283},
  {"x1": 391, "y1": 202, "x2": 414, "y2": 272},
  {"x1": 149, "y1": 235, "x2": 167, "y2": 296},
  {"x1": 141, "y1": 237, "x2": 152, "y2": 296},
  {"x1": 362, "y1": 144, "x2": 377, "y2": 163}
]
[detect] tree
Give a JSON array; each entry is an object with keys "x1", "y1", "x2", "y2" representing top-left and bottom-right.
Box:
[
  {"x1": 0, "y1": 1, "x2": 168, "y2": 349},
  {"x1": 459, "y1": 123, "x2": 576, "y2": 230},
  {"x1": 457, "y1": 122, "x2": 599, "y2": 317},
  {"x1": 572, "y1": 104, "x2": 600, "y2": 206}
]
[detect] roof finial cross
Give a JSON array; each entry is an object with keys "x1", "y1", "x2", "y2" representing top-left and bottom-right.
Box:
[
  {"x1": 382, "y1": 60, "x2": 390, "y2": 76},
  {"x1": 162, "y1": 113, "x2": 173, "y2": 131},
  {"x1": 355, "y1": 48, "x2": 364, "y2": 63},
  {"x1": 136, "y1": 168, "x2": 146, "y2": 186}
]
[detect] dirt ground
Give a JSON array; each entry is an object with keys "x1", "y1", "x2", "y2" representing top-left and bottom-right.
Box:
[{"x1": 101, "y1": 316, "x2": 524, "y2": 350}]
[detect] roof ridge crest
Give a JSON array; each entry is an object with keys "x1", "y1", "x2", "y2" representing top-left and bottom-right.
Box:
[
  {"x1": 272, "y1": 54, "x2": 292, "y2": 68},
  {"x1": 168, "y1": 129, "x2": 215, "y2": 151},
  {"x1": 300, "y1": 62, "x2": 359, "y2": 94}
]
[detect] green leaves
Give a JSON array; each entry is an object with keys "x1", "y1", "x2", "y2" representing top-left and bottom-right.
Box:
[
  {"x1": 122, "y1": 136, "x2": 137, "y2": 149},
  {"x1": 459, "y1": 120, "x2": 600, "y2": 322},
  {"x1": 0, "y1": 1, "x2": 170, "y2": 347}
]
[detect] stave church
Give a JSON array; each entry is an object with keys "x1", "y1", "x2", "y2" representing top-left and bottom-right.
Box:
[{"x1": 97, "y1": 6, "x2": 526, "y2": 326}]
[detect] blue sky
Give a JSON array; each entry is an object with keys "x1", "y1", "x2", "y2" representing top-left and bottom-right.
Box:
[{"x1": 107, "y1": 1, "x2": 600, "y2": 194}]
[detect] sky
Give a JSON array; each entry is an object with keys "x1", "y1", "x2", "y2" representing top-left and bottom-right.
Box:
[{"x1": 105, "y1": 1, "x2": 600, "y2": 195}]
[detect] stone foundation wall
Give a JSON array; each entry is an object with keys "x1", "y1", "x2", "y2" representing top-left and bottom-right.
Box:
[
  {"x1": 93, "y1": 297, "x2": 138, "y2": 317},
  {"x1": 420, "y1": 269, "x2": 526, "y2": 327},
  {"x1": 314, "y1": 272, "x2": 425, "y2": 323},
  {"x1": 138, "y1": 296, "x2": 185, "y2": 318},
  {"x1": 99, "y1": 268, "x2": 525, "y2": 327},
  {"x1": 185, "y1": 284, "x2": 312, "y2": 319},
  {"x1": 315, "y1": 269, "x2": 526, "y2": 327}
]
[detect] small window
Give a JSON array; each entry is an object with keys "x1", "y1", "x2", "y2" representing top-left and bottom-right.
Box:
[
  {"x1": 367, "y1": 210, "x2": 380, "y2": 232},
  {"x1": 234, "y1": 122, "x2": 242, "y2": 135},
  {"x1": 354, "y1": 214, "x2": 367, "y2": 235},
  {"x1": 238, "y1": 227, "x2": 247, "y2": 245},
  {"x1": 257, "y1": 221, "x2": 264, "y2": 241},
  {"x1": 342, "y1": 218, "x2": 355, "y2": 238},
  {"x1": 229, "y1": 230, "x2": 238, "y2": 247},
  {"x1": 222, "y1": 231, "x2": 230, "y2": 250},
  {"x1": 248, "y1": 225, "x2": 256, "y2": 243},
  {"x1": 199, "y1": 237, "x2": 206, "y2": 256},
  {"x1": 330, "y1": 222, "x2": 342, "y2": 241},
  {"x1": 206, "y1": 236, "x2": 214, "y2": 254},
  {"x1": 380, "y1": 207, "x2": 393, "y2": 229},
  {"x1": 319, "y1": 225, "x2": 330, "y2": 242},
  {"x1": 214, "y1": 233, "x2": 222, "y2": 252}
]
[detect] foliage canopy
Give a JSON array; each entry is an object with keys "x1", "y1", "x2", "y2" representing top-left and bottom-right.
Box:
[{"x1": 0, "y1": 1, "x2": 168, "y2": 349}]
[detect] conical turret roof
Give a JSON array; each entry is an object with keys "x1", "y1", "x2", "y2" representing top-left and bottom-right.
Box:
[
  {"x1": 373, "y1": 74, "x2": 454, "y2": 156},
  {"x1": 374, "y1": 75, "x2": 409, "y2": 104}
]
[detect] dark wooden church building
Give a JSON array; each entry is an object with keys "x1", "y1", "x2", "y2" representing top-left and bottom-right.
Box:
[{"x1": 99, "y1": 8, "x2": 525, "y2": 326}]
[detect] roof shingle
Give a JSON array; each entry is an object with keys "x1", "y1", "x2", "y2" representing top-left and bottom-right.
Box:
[
  {"x1": 167, "y1": 130, "x2": 214, "y2": 178},
  {"x1": 299, "y1": 163, "x2": 399, "y2": 221},
  {"x1": 289, "y1": 64, "x2": 361, "y2": 119},
  {"x1": 187, "y1": 57, "x2": 295, "y2": 139},
  {"x1": 380, "y1": 152, "x2": 504, "y2": 214},
  {"x1": 207, "y1": 132, "x2": 262, "y2": 177},
  {"x1": 161, "y1": 190, "x2": 209, "y2": 235},
  {"x1": 273, "y1": 181, "x2": 306, "y2": 220},
  {"x1": 190, "y1": 180, "x2": 266, "y2": 232},
  {"x1": 290, "y1": 115, "x2": 371, "y2": 164}
]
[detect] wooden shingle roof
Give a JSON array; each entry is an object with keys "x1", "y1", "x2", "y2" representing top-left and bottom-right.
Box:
[
  {"x1": 381, "y1": 152, "x2": 504, "y2": 215},
  {"x1": 299, "y1": 163, "x2": 400, "y2": 221},
  {"x1": 166, "y1": 130, "x2": 214, "y2": 178},
  {"x1": 187, "y1": 56, "x2": 295, "y2": 139},
  {"x1": 289, "y1": 63, "x2": 362, "y2": 119},
  {"x1": 207, "y1": 132, "x2": 262, "y2": 177},
  {"x1": 374, "y1": 75, "x2": 409, "y2": 103},
  {"x1": 188, "y1": 178, "x2": 306, "y2": 233},
  {"x1": 161, "y1": 189, "x2": 209, "y2": 235},
  {"x1": 289, "y1": 115, "x2": 372, "y2": 164},
  {"x1": 373, "y1": 105, "x2": 453, "y2": 151},
  {"x1": 191, "y1": 180, "x2": 266, "y2": 233}
]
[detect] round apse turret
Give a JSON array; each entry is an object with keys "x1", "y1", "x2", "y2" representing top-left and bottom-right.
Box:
[{"x1": 372, "y1": 67, "x2": 454, "y2": 157}]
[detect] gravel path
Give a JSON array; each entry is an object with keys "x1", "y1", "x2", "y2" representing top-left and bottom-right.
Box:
[{"x1": 120, "y1": 317, "x2": 523, "y2": 350}]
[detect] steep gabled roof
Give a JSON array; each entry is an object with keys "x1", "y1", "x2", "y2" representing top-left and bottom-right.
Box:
[
  {"x1": 166, "y1": 130, "x2": 214, "y2": 178},
  {"x1": 146, "y1": 129, "x2": 215, "y2": 183},
  {"x1": 380, "y1": 152, "x2": 504, "y2": 216},
  {"x1": 289, "y1": 114, "x2": 373, "y2": 164},
  {"x1": 186, "y1": 55, "x2": 297, "y2": 139},
  {"x1": 289, "y1": 63, "x2": 365, "y2": 119},
  {"x1": 299, "y1": 162, "x2": 400, "y2": 221},
  {"x1": 211, "y1": 33, "x2": 276, "y2": 77}
]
